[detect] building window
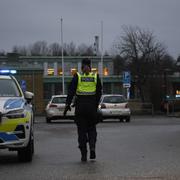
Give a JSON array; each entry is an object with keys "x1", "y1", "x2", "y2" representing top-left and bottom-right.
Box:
[
  {"x1": 44, "y1": 83, "x2": 53, "y2": 99},
  {"x1": 104, "y1": 67, "x2": 109, "y2": 76},
  {"x1": 92, "y1": 68, "x2": 98, "y2": 74},
  {"x1": 58, "y1": 68, "x2": 63, "y2": 76},
  {"x1": 2, "y1": 62, "x2": 6, "y2": 65},
  {"x1": 47, "y1": 68, "x2": 54, "y2": 76},
  {"x1": 176, "y1": 90, "x2": 180, "y2": 98}
]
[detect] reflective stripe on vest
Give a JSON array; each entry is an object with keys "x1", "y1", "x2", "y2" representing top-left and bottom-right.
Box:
[{"x1": 76, "y1": 72, "x2": 97, "y2": 95}]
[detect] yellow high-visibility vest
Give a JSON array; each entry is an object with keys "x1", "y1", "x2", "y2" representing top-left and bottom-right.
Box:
[{"x1": 76, "y1": 72, "x2": 97, "y2": 95}]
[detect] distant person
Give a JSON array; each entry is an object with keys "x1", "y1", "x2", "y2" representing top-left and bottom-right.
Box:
[{"x1": 64, "y1": 58, "x2": 102, "y2": 162}]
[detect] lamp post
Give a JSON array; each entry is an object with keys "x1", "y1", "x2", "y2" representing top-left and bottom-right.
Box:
[
  {"x1": 61, "y1": 18, "x2": 65, "y2": 95},
  {"x1": 163, "y1": 68, "x2": 171, "y2": 115},
  {"x1": 100, "y1": 21, "x2": 103, "y2": 91},
  {"x1": 163, "y1": 68, "x2": 171, "y2": 99},
  {"x1": 163, "y1": 70, "x2": 167, "y2": 99}
]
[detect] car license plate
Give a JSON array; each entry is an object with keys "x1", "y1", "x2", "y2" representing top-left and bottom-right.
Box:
[
  {"x1": 58, "y1": 107, "x2": 64, "y2": 111},
  {"x1": 111, "y1": 111, "x2": 120, "y2": 115}
]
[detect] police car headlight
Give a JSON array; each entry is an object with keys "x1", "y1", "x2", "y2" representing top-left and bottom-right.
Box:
[{"x1": 6, "y1": 108, "x2": 27, "y2": 119}]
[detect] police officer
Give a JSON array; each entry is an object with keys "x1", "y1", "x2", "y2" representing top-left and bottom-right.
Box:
[{"x1": 64, "y1": 58, "x2": 102, "y2": 162}]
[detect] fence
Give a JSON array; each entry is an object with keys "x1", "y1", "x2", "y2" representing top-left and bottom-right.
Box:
[
  {"x1": 162, "y1": 99, "x2": 180, "y2": 116},
  {"x1": 128, "y1": 101, "x2": 154, "y2": 115}
]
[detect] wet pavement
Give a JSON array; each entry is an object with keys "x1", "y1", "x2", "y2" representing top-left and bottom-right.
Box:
[{"x1": 1, "y1": 115, "x2": 180, "y2": 180}]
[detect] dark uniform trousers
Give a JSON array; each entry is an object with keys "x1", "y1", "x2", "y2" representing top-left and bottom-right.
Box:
[
  {"x1": 75, "y1": 98, "x2": 98, "y2": 153},
  {"x1": 77, "y1": 121, "x2": 97, "y2": 151}
]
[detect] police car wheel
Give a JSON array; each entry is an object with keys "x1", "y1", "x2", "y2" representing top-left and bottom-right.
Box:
[{"x1": 18, "y1": 132, "x2": 34, "y2": 162}]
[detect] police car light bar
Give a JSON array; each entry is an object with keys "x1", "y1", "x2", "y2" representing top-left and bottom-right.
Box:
[{"x1": 0, "y1": 69, "x2": 17, "y2": 74}]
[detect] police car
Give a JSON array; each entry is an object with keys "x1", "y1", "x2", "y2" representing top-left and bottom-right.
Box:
[{"x1": 0, "y1": 70, "x2": 34, "y2": 162}]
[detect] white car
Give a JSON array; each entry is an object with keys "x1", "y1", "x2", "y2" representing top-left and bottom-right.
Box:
[
  {"x1": 45, "y1": 95, "x2": 75, "y2": 123},
  {"x1": 0, "y1": 73, "x2": 34, "y2": 162},
  {"x1": 98, "y1": 94, "x2": 131, "y2": 122}
]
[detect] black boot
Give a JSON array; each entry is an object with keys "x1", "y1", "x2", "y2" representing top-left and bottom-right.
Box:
[
  {"x1": 90, "y1": 149, "x2": 96, "y2": 159},
  {"x1": 81, "y1": 150, "x2": 87, "y2": 162}
]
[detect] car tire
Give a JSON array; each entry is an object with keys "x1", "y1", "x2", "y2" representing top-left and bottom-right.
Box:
[
  {"x1": 126, "y1": 117, "x2": 131, "y2": 122},
  {"x1": 46, "y1": 117, "x2": 51, "y2": 123},
  {"x1": 119, "y1": 118, "x2": 123, "y2": 122},
  {"x1": 18, "y1": 132, "x2": 34, "y2": 162}
]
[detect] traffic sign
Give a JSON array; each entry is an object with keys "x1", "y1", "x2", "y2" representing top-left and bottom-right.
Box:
[
  {"x1": 123, "y1": 83, "x2": 131, "y2": 88},
  {"x1": 123, "y1": 71, "x2": 131, "y2": 87}
]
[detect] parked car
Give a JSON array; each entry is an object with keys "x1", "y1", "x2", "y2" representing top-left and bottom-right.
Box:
[
  {"x1": 0, "y1": 72, "x2": 34, "y2": 162},
  {"x1": 45, "y1": 95, "x2": 75, "y2": 123},
  {"x1": 98, "y1": 94, "x2": 131, "y2": 122}
]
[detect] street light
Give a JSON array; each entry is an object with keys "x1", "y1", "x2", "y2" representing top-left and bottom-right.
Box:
[
  {"x1": 61, "y1": 18, "x2": 65, "y2": 95},
  {"x1": 100, "y1": 21, "x2": 103, "y2": 91},
  {"x1": 163, "y1": 68, "x2": 170, "y2": 99},
  {"x1": 163, "y1": 68, "x2": 171, "y2": 115}
]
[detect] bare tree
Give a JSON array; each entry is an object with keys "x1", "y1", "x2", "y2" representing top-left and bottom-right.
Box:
[
  {"x1": 0, "y1": 49, "x2": 6, "y2": 56},
  {"x1": 77, "y1": 43, "x2": 94, "y2": 56},
  {"x1": 49, "y1": 43, "x2": 61, "y2": 56},
  {"x1": 12, "y1": 45, "x2": 29, "y2": 56},
  {"x1": 64, "y1": 42, "x2": 76, "y2": 56},
  {"x1": 113, "y1": 25, "x2": 169, "y2": 102},
  {"x1": 7, "y1": 41, "x2": 100, "y2": 57},
  {"x1": 113, "y1": 55, "x2": 126, "y2": 75},
  {"x1": 29, "y1": 41, "x2": 49, "y2": 56}
]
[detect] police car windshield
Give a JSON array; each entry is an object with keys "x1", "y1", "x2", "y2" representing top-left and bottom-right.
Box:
[{"x1": 0, "y1": 79, "x2": 21, "y2": 97}]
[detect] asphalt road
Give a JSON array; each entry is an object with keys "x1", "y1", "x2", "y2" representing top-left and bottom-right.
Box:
[{"x1": 1, "y1": 115, "x2": 180, "y2": 180}]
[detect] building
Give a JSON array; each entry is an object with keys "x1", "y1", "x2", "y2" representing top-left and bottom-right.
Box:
[
  {"x1": 0, "y1": 54, "x2": 126, "y2": 114},
  {"x1": 1, "y1": 54, "x2": 180, "y2": 114}
]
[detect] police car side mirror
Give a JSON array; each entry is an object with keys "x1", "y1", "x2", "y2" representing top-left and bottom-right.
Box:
[{"x1": 24, "y1": 91, "x2": 34, "y2": 103}]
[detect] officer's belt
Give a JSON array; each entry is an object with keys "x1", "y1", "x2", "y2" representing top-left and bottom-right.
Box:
[{"x1": 76, "y1": 91, "x2": 96, "y2": 95}]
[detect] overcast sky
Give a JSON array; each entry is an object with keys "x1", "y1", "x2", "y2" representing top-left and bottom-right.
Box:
[{"x1": 0, "y1": 0, "x2": 180, "y2": 58}]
